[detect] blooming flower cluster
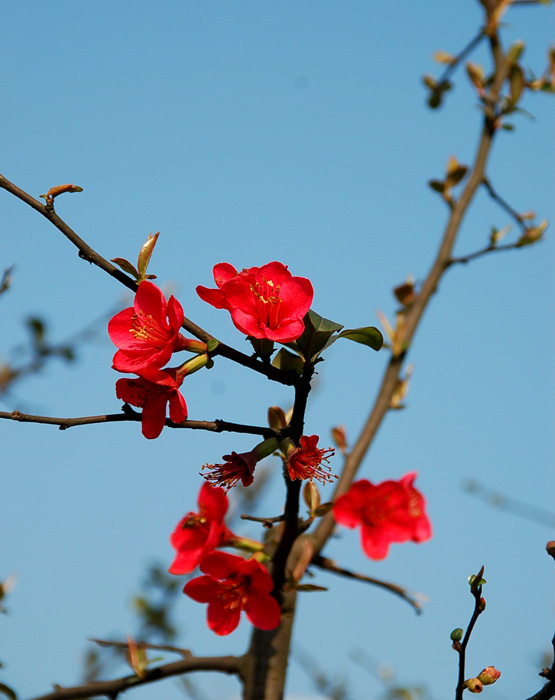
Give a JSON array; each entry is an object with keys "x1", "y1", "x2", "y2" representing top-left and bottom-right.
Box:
[
  {"x1": 109, "y1": 281, "x2": 207, "y2": 439},
  {"x1": 169, "y1": 483, "x2": 280, "y2": 635},
  {"x1": 197, "y1": 261, "x2": 313, "y2": 343},
  {"x1": 333, "y1": 472, "x2": 432, "y2": 560}
]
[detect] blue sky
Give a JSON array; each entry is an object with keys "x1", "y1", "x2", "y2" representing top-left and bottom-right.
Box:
[{"x1": 2, "y1": 2, "x2": 554, "y2": 699}]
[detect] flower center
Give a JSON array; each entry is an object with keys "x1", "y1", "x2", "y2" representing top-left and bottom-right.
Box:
[
  {"x1": 250, "y1": 278, "x2": 282, "y2": 330},
  {"x1": 217, "y1": 580, "x2": 248, "y2": 611},
  {"x1": 130, "y1": 311, "x2": 169, "y2": 347}
]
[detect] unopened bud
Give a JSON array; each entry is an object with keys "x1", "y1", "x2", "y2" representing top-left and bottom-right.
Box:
[
  {"x1": 477, "y1": 666, "x2": 501, "y2": 685},
  {"x1": 303, "y1": 480, "x2": 321, "y2": 513},
  {"x1": 253, "y1": 437, "x2": 279, "y2": 461},
  {"x1": 268, "y1": 406, "x2": 288, "y2": 430},
  {"x1": 546, "y1": 541, "x2": 555, "y2": 560},
  {"x1": 450, "y1": 628, "x2": 464, "y2": 642},
  {"x1": 465, "y1": 678, "x2": 483, "y2": 693},
  {"x1": 479, "y1": 597, "x2": 486, "y2": 612},
  {"x1": 331, "y1": 425, "x2": 348, "y2": 454}
]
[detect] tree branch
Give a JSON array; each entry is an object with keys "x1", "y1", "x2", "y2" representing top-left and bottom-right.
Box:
[
  {"x1": 311, "y1": 554, "x2": 423, "y2": 613},
  {"x1": 25, "y1": 654, "x2": 242, "y2": 700},
  {"x1": 0, "y1": 173, "x2": 298, "y2": 388},
  {"x1": 0, "y1": 409, "x2": 276, "y2": 438},
  {"x1": 311, "y1": 9, "x2": 509, "y2": 556}
]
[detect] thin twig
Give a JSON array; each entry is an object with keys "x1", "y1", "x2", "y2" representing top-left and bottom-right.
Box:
[
  {"x1": 311, "y1": 555, "x2": 423, "y2": 614},
  {"x1": 436, "y1": 30, "x2": 486, "y2": 86},
  {"x1": 455, "y1": 567, "x2": 485, "y2": 700},
  {"x1": 89, "y1": 638, "x2": 192, "y2": 658},
  {"x1": 241, "y1": 513, "x2": 286, "y2": 528},
  {"x1": 0, "y1": 409, "x2": 276, "y2": 438},
  {"x1": 482, "y1": 177, "x2": 529, "y2": 233},
  {"x1": 463, "y1": 479, "x2": 555, "y2": 528},
  {"x1": 448, "y1": 241, "x2": 518, "y2": 265}
]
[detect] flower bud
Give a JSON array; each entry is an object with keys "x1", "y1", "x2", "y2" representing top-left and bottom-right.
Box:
[
  {"x1": 303, "y1": 480, "x2": 321, "y2": 513},
  {"x1": 464, "y1": 678, "x2": 483, "y2": 693},
  {"x1": 479, "y1": 597, "x2": 486, "y2": 612},
  {"x1": 268, "y1": 406, "x2": 288, "y2": 431},
  {"x1": 477, "y1": 667, "x2": 501, "y2": 685},
  {"x1": 546, "y1": 541, "x2": 555, "y2": 560},
  {"x1": 450, "y1": 628, "x2": 464, "y2": 642}
]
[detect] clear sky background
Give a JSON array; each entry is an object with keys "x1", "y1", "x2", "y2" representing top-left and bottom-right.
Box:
[{"x1": 1, "y1": 2, "x2": 553, "y2": 699}]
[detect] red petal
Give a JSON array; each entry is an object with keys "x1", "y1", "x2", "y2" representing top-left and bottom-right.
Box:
[
  {"x1": 245, "y1": 591, "x2": 281, "y2": 630},
  {"x1": 207, "y1": 599, "x2": 241, "y2": 635}
]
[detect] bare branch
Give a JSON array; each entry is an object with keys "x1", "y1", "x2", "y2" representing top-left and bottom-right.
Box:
[
  {"x1": 311, "y1": 555, "x2": 423, "y2": 614},
  {"x1": 26, "y1": 653, "x2": 242, "y2": 700},
  {"x1": 482, "y1": 177, "x2": 529, "y2": 233},
  {"x1": 0, "y1": 409, "x2": 276, "y2": 438}
]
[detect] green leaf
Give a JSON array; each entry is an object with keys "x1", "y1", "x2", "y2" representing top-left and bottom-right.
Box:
[
  {"x1": 289, "y1": 309, "x2": 343, "y2": 361},
  {"x1": 272, "y1": 348, "x2": 304, "y2": 375},
  {"x1": 337, "y1": 326, "x2": 383, "y2": 351},
  {"x1": 111, "y1": 257, "x2": 140, "y2": 279}
]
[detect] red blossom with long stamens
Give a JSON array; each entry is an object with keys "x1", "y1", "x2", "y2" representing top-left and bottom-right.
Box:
[
  {"x1": 169, "y1": 483, "x2": 236, "y2": 575},
  {"x1": 196, "y1": 261, "x2": 313, "y2": 342},
  {"x1": 287, "y1": 435, "x2": 336, "y2": 484},
  {"x1": 115, "y1": 366, "x2": 187, "y2": 439},
  {"x1": 333, "y1": 473, "x2": 432, "y2": 560},
  {"x1": 184, "y1": 552, "x2": 281, "y2": 635},
  {"x1": 109, "y1": 281, "x2": 203, "y2": 373},
  {"x1": 202, "y1": 450, "x2": 259, "y2": 490}
]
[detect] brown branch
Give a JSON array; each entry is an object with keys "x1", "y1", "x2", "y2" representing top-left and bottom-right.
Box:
[
  {"x1": 0, "y1": 173, "x2": 298, "y2": 388},
  {"x1": 240, "y1": 513, "x2": 286, "y2": 528},
  {"x1": 0, "y1": 409, "x2": 276, "y2": 438},
  {"x1": 311, "y1": 8, "x2": 509, "y2": 556},
  {"x1": 311, "y1": 554, "x2": 423, "y2": 614},
  {"x1": 525, "y1": 632, "x2": 555, "y2": 700},
  {"x1": 26, "y1": 654, "x2": 242, "y2": 700}
]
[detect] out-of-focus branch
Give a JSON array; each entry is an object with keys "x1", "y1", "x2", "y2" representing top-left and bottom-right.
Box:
[
  {"x1": 463, "y1": 480, "x2": 555, "y2": 528},
  {"x1": 0, "y1": 409, "x2": 277, "y2": 438},
  {"x1": 311, "y1": 555, "x2": 423, "y2": 613},
  {"x1": 26, "y1": 653, "x2": 242, "y2": 700},
  {"x1": 482, "y1": 177, "x2": 529, "y2": 232},
  {"x1": 448, "y1": 240, "x2": 518, "y2": 265},
  {"x1": 89, "y1": 638, "x2": 191, "y2": 657},
  {"x1": 311, "y1": 2, "x2": 510, "y2": 555}
]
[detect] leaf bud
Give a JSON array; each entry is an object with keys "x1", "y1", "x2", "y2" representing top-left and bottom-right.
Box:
[
  {"x1": 268, "y1": 406, "x2": 288, "y2": 431},
  {"x1": 507, "y1": 40, "x2": 525, "y2": 65},
  {"x1": 479, "y1": 597, "x2": 486, "y2": 612},
  {"x1": 450, "y1": 627, "x2": 464, "y2": 642}
]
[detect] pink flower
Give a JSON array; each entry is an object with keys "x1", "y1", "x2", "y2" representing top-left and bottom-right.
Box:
[
  {"x1": 333, "y1": 473, "x2": 432, "y2": 560},
  {"x1": 184, "y1": 552, "x2": 281, "y2": 635},
  {"x1": 169, "y1": 483, "x2": 236, "y2": 575},
  {"x1": 202, "y1": 450, "x2": 259, "y2": 490},
  {"x1": 115, "y1": 366, "x2": 187, "y2": 439},
  {"x1": 196, "y1": 261, "x2": 313, "y2": 343},
  {"x1": 287, "y1": 435, "x2": 336, "y2": 484},
  {"x1": 109, "y1": 281, "x2": 202, "y2": 373}
]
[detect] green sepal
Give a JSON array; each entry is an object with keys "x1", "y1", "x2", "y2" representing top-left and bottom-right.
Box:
[
  {"x1": 206, "y1": 339, "x2": 219, "y2": 353},
  {"x1": 336, "y1": 326, "x2": 383, "y2": 351},
  {"x1": 272, "y1": 347, "x2": 305, "y2": 375}
]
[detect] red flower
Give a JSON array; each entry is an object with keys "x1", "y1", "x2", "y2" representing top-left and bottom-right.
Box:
[
  {"x1": 109, "y1": 281, "x2": 199, "y2": 373},
  {"x1": 184, "y1": 552, "x2": 281, "y2": 635},
  {"x1": 196, "y1": 261, "x2": 313, "y2": 343},
  {"x1": 202, "y1": 450, "x2": 258, "y2": 490},
  {"x1": 333, "y1": 473, "x2": 432, "y2": 560},
  {"x1": 287, "y1": 435, "x2": 336, "y2": 484},
  {"x1": 116, "y1": 366, "x2": 187, "y2": 439},
  {"x1": 169, "y1": 483, "x2": 236, "y2": 575}
]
